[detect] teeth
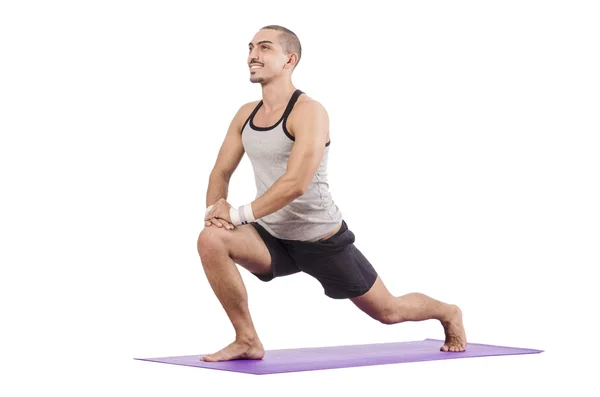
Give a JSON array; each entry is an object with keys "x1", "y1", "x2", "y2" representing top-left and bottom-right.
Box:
[{"x1": 250, "y1": 65, "x2": 262, "y2": 69}]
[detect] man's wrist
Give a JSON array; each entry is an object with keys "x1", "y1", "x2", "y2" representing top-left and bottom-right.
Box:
[{"x1": 229, "y1": 203, "x2": 256, "y2": 226}]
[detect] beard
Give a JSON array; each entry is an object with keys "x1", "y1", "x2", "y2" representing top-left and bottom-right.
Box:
[{"x1": 250, "y1": 75, "x2": 265, "y2": 83}]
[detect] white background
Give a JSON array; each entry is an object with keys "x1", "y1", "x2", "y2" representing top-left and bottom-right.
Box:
[{"x1": 1, "y1": 0, "x2": 598, "y2": 395}]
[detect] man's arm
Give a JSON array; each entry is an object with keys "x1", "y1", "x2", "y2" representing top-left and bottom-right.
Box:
[
  {"x1": 205, "y1": 103, "x2": 254, "y2": 207},
  {"x1": 250, "y1": 100, "x2": 330, "y2": 219}
]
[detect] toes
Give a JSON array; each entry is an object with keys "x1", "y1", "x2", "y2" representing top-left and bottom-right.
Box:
[{"x1": 441, "y1": 344, "x2": 466, "y2": 352}]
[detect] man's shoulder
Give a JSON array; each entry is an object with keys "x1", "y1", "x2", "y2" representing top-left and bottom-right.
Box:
[
  {"x1": 237, "y1": 100, "x2": 260, "y2": 121},
  {"x1": 241, "y1": 99, "x2": 262, "y2": 110},
  {"x1": 233, "y1": 100, "x2": 261, "y2": 126},
  {"x1": 291, "y1": 96, "x2": 328, "y2": 122},
  {"x1": 295, "y1": 95, "x2": 326, "y2": 113}
]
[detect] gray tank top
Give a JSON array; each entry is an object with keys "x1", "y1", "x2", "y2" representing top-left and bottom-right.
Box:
[{"x1": 241, "y1": 89, "x2": 343, "y2": 242}]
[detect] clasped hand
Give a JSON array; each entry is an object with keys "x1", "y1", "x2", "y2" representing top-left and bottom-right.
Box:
[{"x1": 205, "y1": 198, "x2": 234, "y2": 230}]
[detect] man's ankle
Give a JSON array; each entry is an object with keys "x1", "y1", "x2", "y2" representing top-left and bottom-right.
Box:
[
  {"x1": 439, "y1": 303, "x2": 458, "y2": 323},
  {"x1": 235, "y1": 333, "x2": 259, "y2": 344}
]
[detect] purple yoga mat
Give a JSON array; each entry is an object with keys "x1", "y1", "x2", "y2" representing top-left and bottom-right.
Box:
[{"x1": 134, "y1": 338, "x2": 542, "y2": 375}]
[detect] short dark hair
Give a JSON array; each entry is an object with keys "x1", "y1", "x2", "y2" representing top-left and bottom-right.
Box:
[{"x1": 261, "y1": 25, "x2": 302, "y2": 69}]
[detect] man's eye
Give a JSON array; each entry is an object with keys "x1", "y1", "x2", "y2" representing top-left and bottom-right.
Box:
[{"x1": 262, "y1": 45, "x2": 268, "y2": 49}]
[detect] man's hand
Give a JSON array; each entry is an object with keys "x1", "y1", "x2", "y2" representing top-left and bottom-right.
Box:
[{"x1": 205, "y1": 198, "x2": 234, "y2": 230}]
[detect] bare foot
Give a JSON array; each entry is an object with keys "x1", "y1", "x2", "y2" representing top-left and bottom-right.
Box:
[
  {"x1": 440, "y1": 304, "x2": 467, "y2": 352},
  {"x1": 200, "y1": 338, "x2": 265, "y2": 362}
]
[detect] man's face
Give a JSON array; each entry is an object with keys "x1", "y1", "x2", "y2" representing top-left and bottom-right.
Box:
[{"x1": 247, "y1": 30, "x2": 289, "y2": 84}]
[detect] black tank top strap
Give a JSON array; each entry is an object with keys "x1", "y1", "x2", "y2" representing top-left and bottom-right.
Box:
[
  {"x1": 282, "y1": 89, "x2": 304, "y2": 121},
  {"x1": 241, "y1": 100, "x2": 263, "y2": 133},
  {"x1": 242, "y1": 89, "x2": 303, "y2": 134}
]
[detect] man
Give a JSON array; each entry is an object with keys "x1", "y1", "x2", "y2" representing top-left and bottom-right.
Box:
[{"x1": 197, "y1": 25, "x2": 467, "y2": 362}]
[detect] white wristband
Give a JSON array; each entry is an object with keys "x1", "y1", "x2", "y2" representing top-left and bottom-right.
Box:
[
  {"x1": 229, "y1": 203, "x2": 256, "y2": 226},
  {"x1": 205, "y1": 205, "x2": 214, "y2": 219}
]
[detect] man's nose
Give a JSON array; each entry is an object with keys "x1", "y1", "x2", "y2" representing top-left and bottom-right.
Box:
[{"x1": 249, "y1": 48, "x2": 260, "y2": 62}]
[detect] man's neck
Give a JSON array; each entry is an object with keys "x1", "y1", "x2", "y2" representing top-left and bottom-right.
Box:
[{"x1": 260, "y1": 81, "x2": 297, "y2": 112}]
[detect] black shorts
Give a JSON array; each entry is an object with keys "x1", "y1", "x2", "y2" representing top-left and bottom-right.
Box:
[{"x1": 249, "y1": 219, "x2": 378, "y2": 299}]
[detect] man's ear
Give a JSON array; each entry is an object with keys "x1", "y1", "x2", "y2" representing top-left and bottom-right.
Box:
[{"x1": 287, "y1": 53, "x2": 298, "y2": 67}]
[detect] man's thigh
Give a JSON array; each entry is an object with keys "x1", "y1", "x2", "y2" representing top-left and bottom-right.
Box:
[
  {"x1": 287, "y1": 220, "x2": 378, "y2": 299},
  {"x1": 198, "y1": 223, "x2": 272, "y2": 276}
]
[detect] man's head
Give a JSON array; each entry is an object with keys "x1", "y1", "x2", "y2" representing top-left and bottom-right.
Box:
[{"x1": 248, "y1": 25, "x2": 302, "y2": 84}]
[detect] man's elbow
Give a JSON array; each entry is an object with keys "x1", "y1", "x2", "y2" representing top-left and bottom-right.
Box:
[
  {"x1": 282, "y1": 173, "x2": 308, "y2": 197},
  {"x1": 288, "y1": 179, "x2": 307, "y2": 197},
  {"x1": 294, "y1": 184, "x2": 307, "y2": 197},
  {"x1": 210, "y1": 169, "x2": 231, "y2": 182}
]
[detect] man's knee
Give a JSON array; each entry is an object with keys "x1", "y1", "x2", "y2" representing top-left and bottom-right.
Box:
[
  {"x1": 197, "y1": 226, "x2": 229, "y2": 256},
  {"x1": 363, "y1": 301, "x2": 400, "y2": 325},
  {"x1": 377, "y1": 306, "x2": 399, "y2": 325}
]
